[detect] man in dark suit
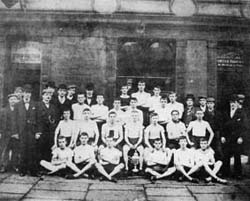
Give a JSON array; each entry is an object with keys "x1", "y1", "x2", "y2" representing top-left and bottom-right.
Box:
[
  {"x1": 221, "y1": 95, "x2": 248, "y2": 179},
  {"x1": 182, "y1": 94, "x2": 197, "y2": 127},
  {"x1": 204, "y1": 97, "x2": 223, "y2": 161},
  {"x1": 66, "y1": 84, "x2": 77, "y2": 106},
  {"x1": 53, "y1": 84, "x2": 72, "y2": 121},
  {"x1": 37, "y1": 89, "x2": 58, "y2": 162},
  {"x1": 13, "y1": 86, "x2": 41, "y2": 176},
  {"x1": 84, "y1": 83, "x2": 97, "y2": 106},
  {"x1": 0, "y1": 94, "x2": 18, "y2": 172}
]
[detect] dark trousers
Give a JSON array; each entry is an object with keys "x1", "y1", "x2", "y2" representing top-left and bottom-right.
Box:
[
  {"x1": 222, "y1": 141, "x2": 243, "y2": 176},
  {"x1": 0, "y1": 137, "x2": 10, "y2": 168},
  {"x1": 5, "y1": 138, "x2": 20, "y2": 169},
  {"x1": 19, "y1": 131, "x2": 39, "y2": 174}
]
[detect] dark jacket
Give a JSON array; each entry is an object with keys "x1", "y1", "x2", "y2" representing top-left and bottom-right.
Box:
[{"x1": 0, "y1": 105, "x2": 16, "y2": 138}]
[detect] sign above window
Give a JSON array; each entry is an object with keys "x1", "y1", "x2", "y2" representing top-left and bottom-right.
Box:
[{"x1": 11, "y1": 41, "x2": 42, "y2": 64}]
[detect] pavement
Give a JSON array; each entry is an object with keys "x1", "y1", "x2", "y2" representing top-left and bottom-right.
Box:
[{"x1": 0, "y1": 171, "x2": 250, "y2": 201}]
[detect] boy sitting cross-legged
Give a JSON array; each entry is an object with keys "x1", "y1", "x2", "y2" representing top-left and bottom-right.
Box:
[
  {"x1": 194, "y1": 138, "x2": 227, "y2": 184},
  {"x1": 40, "y1": 136, "x2": 81, "y2": 177},
  {"x1": 144, "y1": 138, "x2": 176, "y2": 183},
  {"x1": 95, "y1": 136, "x2": 124, "y2": 182},
  {"x1": 174, "y1": 136, "x2": 199, "y2": 183},
  {"x1": 66, "y1": 132, "x2": 96, "y2": 179}
]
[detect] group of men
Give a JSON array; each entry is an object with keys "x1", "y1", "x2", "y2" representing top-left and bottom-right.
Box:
[{"x1": 0, "y1": 80, "x2": 248, "y2": 184}]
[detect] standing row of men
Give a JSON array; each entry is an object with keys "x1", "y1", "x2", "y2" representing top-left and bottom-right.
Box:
[{"x1": 0, "y1": 80, "x2": 248, "y2": 181}]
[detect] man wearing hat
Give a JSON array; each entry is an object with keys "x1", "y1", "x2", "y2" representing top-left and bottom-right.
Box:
[
  {"x1": 67, "y1": 84, "x2": 77, "y2": 106},
  {"x1": 0, "y1": 94, "x2": 18, "y2": 173},
  {"x1": 221, "y1": 95, "x2": 248, "y2": 179},
  {"x1": 198, "y1": 96, "x2": 207, "y2": 113},
  {"x1": 53, "y1": 84, "x2": 72, "y2": 121},
  {"x1": 37, "y1": 89, "x2": 58, "y2": 162},
  {"x1": 182, "y1": 94, "x2": 198, "y2": 127},
  {"x1": 204, "y1": 97, "x2": 223, "y2": 161},
  {"x1": 13, "y1": 85, "x2": 41, "y2": 176},
  {"x1": 84, "y1": 83, "x2": 97, "y2": 106}
]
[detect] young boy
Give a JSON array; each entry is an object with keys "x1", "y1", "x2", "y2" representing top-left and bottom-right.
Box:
[
  {"x1": 100, "y1": 111, "x2": 123, "y2": 149},
  {"x1": 71, "y1": 92, "x2": 90, "y2": 120},
  {"x1": 154, "y1": 96, "x2": 171, "y2": 127},
  {"x1": 123, "y1": 110, "x2": 144, "y2": 172},
  {"x1": 91, "y1": 94, "x2": 109, "y2": 122},
  {"x1": 74, "y1": 108, "x2": 99, "y2": 148},
  {"x1": 40, "y1": 136, "x2": 80, "y2": 176},
  {"x1": 145, "y1": 138, "x2": 176, "y2": 183},
  {"x1": 109, "y1": 98, "x2": 126, "y2": 125},
  {"x1": 53, "y1": 109, "x2": 75, "y2": 149},
  {"x1": 174, "y1": 136, "x2": 199, "y2": 183},
  {"x1": 95, "y1": 136, "x2": 124, "y2": 182},
  {"x1": 119, "y1": 85, "x2": 130, "y2": 110},
  {"x1": 194, "y1": 138, "x2": 227, "y2": 184},
  {"x1": 144, "y1": 113, "x2": 166, "y2": 151},
  {"x1": 198, "y1": 96, "x2": 207, "y2": 113},
  {"x1": 187, "y1": 110, "x2": 214, "y2": 149},
  {"x1": 125, "y1": 97, "x2": 143, "y2": 125},
  {"x1": 166, "y1": 92, "x2": 184, "y2": 119},
  {"x1": 148, "y1": 86, "x2": 161, "y2": 112},
  {"x1": 166, "y1": 110, "x2": 188, "y2": 149},
  {"x1": 67, "y1": 132, "x2": 96, "y2": 179}
]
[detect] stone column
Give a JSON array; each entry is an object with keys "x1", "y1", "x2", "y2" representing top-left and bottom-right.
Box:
[
  {"x1": 0, "y1": 36, "x2": 6, "y2": 107},
  {"x1": 185, "y1": 40, "x2": 208, "y2": 98},
  {"x1": 207, "y1": 41, "x2": 217, "y2": 99},
  {"x1": 175, "y1": 40, "x2": 187, "y2": 101},
  {"x1": 105, "y1": 37, "x2": 117, "y2": 107}
]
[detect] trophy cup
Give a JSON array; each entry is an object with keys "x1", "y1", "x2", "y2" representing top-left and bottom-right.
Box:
[{"x1": 131, "y1": 151, "x2": 140, "y2": 173}]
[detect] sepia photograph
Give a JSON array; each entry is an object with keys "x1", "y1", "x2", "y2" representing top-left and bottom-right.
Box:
[{"x1": 0, "y1": 0, "x2": 250, "y2": 200}]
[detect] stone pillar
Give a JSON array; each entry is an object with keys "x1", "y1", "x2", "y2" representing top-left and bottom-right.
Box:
[
  {"x1": 105, "y1": 37, "x2": 117, "y2": 107},
  {"x1": 0, "y1": 36, "x2": 6, "y2": 107},
  {"x1": 175, "y1": 40, "x2": 187, "y2": 101},
  {"x1": 41, "y1": 37, "x2": 53, "y2": 91},
  {"x1": 185, "y1": 40, "x2": 208, "y2": 98},
  {"x1": 207, "y1": 41, "x2": 217, "y2": 99}
]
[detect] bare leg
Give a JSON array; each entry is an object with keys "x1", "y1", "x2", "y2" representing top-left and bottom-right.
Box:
[
  {"x1": 123, "y1": 145, "x2": 130, "y2": 170},
  {"x1": 74, "y1": 159, "x2": 96, "y2": 177},
  {"x1": 65, "y1": 161, "x2": 81, "y2": 174},
  {"x1": 176, "y1": 165, "x2": 193, "y2": 181},
  {"x1": 187, "y1": 164, "x2": 201, "y2": 177},
  {"x1": 95, "y1": 163, "x2": 111, "y2": 180},
  {"x1": 40, "y1": 160, "x2": 65, "y2": 174},
  {"x1": 109, "y1": 163, "x2": 124, "y2": 177},
  {"x1": 145, "y1": 167, "x2": 161, "y2": 178},
  {"x1": 137, "y1": 146, "x2": 144, "y2": 170},
  {"x1": 204, "y1": 161, "x2": 227, "y2": 183},
  {"x1": 157, "y1": 167, "x2": 176, "y2": 179}
]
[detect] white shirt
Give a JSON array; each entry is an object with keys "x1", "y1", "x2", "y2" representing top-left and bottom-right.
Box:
[
  {"x1": 72, "y1": 103, "x2": 90, "y2": 120},
  {"x1": 195, "y1": 148, "x2": 215, "y2": 165},
  {"x1": 77, "y1": 120, "x2": 99, "y2": 139},
  {"x1": 73, "y1": 144, "x2": 95, "y2": 164},
  {"x1": 174, "y1": 148, "x2": 195, "y2": 168},
  {"x1": 148, "y1": 96, "x2": 161, "y2": 111},
  {"x1": 131, "y1": 91, "x2": 151, "y2": 107},
  {"x1": 52, "y1": 147, "x2": 73, "y2": 163},
  {"x1": 58, "y1": 96, "x2": 66, "y2": 104},
  {"x1": 166, "y1": 102, "x2": 184, "y2": 118},
  {"x1": 101, "y1": 123, "x2": 123, "y2": 140},
  {"x1": 55, "y1": 120, "x2": 75, "y2": 138},
  {"x1": 188, "y1": 120, "x2": 212, "y2": 137},
  {"x1": 154, "y1": 105, "x2": 171, "y2": 123},
  {"x1": 100, "y1": 147, "x2": 122, "y2": 165},
  {"x1": 125, "y1": 107, "x2": 143, "y2": 124},
  {"x1": 166, "y1": 120, "x2": 186, "y2": 140},
  {"x1": 145, "y1": 124, "x2": 164, "y2": 139},
  {"x1": 147, "y1": 148, "x2": 171, "y2": 166},
  {"x1": 91, "y1": 104, "x2": 109, "y2": 122}
]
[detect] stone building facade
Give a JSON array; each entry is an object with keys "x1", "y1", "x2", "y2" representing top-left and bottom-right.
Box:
[{"x1": 0, "y1": 0, "x2": 250, "y2": 108}]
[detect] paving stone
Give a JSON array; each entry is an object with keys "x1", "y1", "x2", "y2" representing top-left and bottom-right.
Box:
[
  {"x1": 187, "y1": 185, "x2": 245, "y2": 194},
  {"x1": 26, "y1": 189, "x2": 86, "y2": 200},
  {"x1": 0, "y1": 173, "x2": 10, "y2": 180},
  {"x1": 0, "y1": 193, "x2": 23, "y2": 201},
  {"x1": 148, "y1": 196, "x2": 196, "y2": 201},
  {"x1": 90, "y1": 183, "x2": 143, "y2": 190},
  {"x1": 194, "y1": 193, "x2": 250, "y2": 201},
  {"x1": 23, "y1": 199, "x2": 80, "y2": 201},
  {"x1": 3, "y1": 174, "x2": 40, "y2": 184},
  {"x1": 86, "y1": 190, "x2": 146, "y2": 201},
  {"x1": 146, "y1": 187, "x2": 191, "y2": 197},
  {"x1": 118, "y1": 178, "x2": 151, "y2": 185},
  {"x1": 0, "y1": 183, "x2": 33, "y2": 194},
  {"x1": 34, "y1": 181, "x2": 88, "y2": 191}
]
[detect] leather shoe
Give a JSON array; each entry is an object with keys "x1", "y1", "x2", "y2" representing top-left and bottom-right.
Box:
[{"x1": 19, "y1": 172, "x2": 26, "y2": 177}]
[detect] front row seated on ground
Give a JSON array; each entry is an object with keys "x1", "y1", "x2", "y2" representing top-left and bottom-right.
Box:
[{"x1": 40, "y1": 134, "x2": 227, "y2": 184}]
